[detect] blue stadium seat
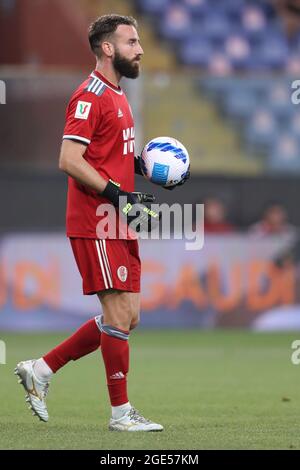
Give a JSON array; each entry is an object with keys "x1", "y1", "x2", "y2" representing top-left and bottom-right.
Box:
[
  {"x1": 179, "y1": 37, "x2": 213, "y2": 66},
  {"x1": 223, "y1": 34, "x2": 252, "y2": 70},
  {"x1": 182, "y1": 0, "x2": 209, "y2": 18},
  {"x1": 198, "y1": 76, "x2": 237, "y2": 100},
  {"x1": 223, "y1": 89, "x2": 258, "y2": 121},
  {"x1": 245, "y1": 108, "x2": 278, "y2": 155},
  {"x1": 255, "y1": 35, "x2": 288, "y2": 70},
  {"x1": 205, "y1": 0, "x2": 245, "y2": 17},
  {"x1": 290, "y1": 111, "x2": 300, "y2": 139},
  {"x1": 266, "y1": 83, "x2": 294, "y2": 121},
  {"x1": 201, "y1": 13, "x2": 231, "y2": 44},
  {"x1": 136, "y1": 0, "x2": 170, "y2": 15},
  {"x1": 268, "y1": 134, "x2": 300, "y2": 173},
  {"x1": 241, "y1": 5, "x2": 267, "y2": 46},
  {"x1": 159, "y1": 4, "x2": 192, "y2": 42}
]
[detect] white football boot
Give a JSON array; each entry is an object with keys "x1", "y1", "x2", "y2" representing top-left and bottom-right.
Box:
[
  {"x1": 109, "y1": 407, "x2": 164, "y2": 432},
  {"x1": 14, "y1": 360, "x2": 49, "y2": 422}
]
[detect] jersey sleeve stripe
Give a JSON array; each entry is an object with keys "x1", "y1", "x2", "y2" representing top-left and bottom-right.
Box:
[
  {"x1": 87, "y1": 77, "x2": 98, "y2": 92},
  {"x1": 94, "y1": 82, "x2": 104, "y2": 95},
  {"x1": 63, "y1": 135, "x2": 91, "y2": 144},
  {"x1": 90, "y1": 78, "x2": 101, "y2": 93}
]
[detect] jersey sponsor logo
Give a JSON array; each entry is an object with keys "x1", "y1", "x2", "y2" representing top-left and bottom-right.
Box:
[
  {"x1": 118, "y1": 108, "x2": 123, "y2": 118},
  {"x1": 75, "y1": 101, "x2": 92, "y2": 120},
  {"x1": 123, "y1": 127, "x2": 135, "y2": 155},
  {"x1": 117, "y1": 266, "x2": 128, "y2": 282}
]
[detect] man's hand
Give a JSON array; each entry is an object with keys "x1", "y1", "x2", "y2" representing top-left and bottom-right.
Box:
[
  {"x1": 102, "y1": 181, "x2": 159, "y2": 233},
  {"x1": 134, "y1": 156, "x2": 143, "y2": 176}
]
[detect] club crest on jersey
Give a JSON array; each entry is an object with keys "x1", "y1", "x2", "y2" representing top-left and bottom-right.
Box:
[
  {"x1": 75, "y1": 101, "x2": 92, "y2": 120},
  {"x1": 117, "y1": 266, "x2": 128, "y2": 282}
]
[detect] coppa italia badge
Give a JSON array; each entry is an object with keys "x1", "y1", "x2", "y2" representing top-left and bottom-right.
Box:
[
  {"x1": 117, "y1": 266, "x2": 128, "y2": 282},
  {"x1": 75, "y1": 101, "x2": 92, "y2": 120}
]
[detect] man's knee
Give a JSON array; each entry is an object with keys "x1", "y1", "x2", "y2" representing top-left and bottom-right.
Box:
[
  {"x1": 97, "y1": 290, "x2": 134, "y2": 331},
  {"x1": 130, "y1": 317, "x2": 140, "y2": 330}
]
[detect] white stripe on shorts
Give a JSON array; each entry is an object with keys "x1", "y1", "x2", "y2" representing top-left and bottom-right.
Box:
[
  {"x1": 95, "y1": 240, "x2": 109, "y2": 289},
  {"x1": 99, "y1": 239, "x2": 113, "y2": 288}
]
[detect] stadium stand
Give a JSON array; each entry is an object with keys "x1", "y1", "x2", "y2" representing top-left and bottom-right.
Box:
[{"x1": 136, "y1": 0, "x2": 300, "y2": 174}]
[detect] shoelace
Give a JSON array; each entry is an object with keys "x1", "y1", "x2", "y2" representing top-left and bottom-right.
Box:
[{"x1": 128, "y1": 407, "x2": 152, "y2": 424}]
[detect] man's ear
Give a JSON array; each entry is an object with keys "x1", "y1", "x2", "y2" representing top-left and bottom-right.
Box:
[{"x1": 102, "y1": 41, "x2": 114, "y2": 57}]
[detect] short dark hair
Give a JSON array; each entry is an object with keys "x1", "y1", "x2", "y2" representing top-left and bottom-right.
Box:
[{"x1": 88, "y1": 14, "x2": 138, "y2": 56}]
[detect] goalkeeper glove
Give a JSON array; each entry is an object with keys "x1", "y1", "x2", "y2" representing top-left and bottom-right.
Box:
[
  {"x1": 102, "y1": 180, "x2": 159, "y2": 233},
  {"x1": 163, "y1": 164, "x2": 190, "y2": 190}
]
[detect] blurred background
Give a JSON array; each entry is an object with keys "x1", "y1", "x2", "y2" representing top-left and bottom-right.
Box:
[{"x1": 1, "y1": 0, "x2": 300, "y2": 332}]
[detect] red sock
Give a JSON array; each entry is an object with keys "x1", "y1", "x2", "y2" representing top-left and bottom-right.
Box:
[
  {"x1": 101, "y1": 330, "x2": 129, "y2": 406},
  {"x1": 43, "y1": 318, "x2": 101, "y2": 373}
]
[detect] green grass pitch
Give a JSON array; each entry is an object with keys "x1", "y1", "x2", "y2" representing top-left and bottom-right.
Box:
[{"x1": 0, "y1": 329, "x2": 300, "y2": 450}]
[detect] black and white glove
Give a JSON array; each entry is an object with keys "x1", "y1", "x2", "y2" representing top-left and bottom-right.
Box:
[
  {"x1": 163, "y1": 164, "x2": 191, "y2": 190},
  {"x1": 102, "y1": 180, "x2": 159, "y2": 233},
  {"x1": 134, "y1": 155, "x2": 144, "y2": 176}
]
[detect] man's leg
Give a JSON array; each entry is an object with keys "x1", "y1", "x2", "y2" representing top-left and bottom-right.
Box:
[
  {"x1": 14, "y1": 296, "x2": 139, "y2": 423},
  {"x1": 14, "y1": 317, "x2": 102, "y2": 422},
  {"x1": 97, "y1": 289, "x2": 163, "y2": 431},
  {"x1": 36, "y1": 292, "x2": 140, "y2": 380},
  {"x1": 41, "y1": 317, "x2": 102, "y2": 375}
]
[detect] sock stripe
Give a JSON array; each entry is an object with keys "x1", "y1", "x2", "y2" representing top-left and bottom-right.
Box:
[
  {"x1": 101, "y1": 324, "x2": 129, "y2": 341},
  {"x1": 94, "y1": 314, "x2": 104, "y2": 332}
]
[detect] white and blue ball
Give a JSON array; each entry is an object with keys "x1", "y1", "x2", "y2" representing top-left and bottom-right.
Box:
[{"x1": 140, "y1": 136, "x2": 190, "y2": 188}]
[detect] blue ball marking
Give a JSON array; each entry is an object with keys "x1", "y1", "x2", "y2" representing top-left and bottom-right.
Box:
[
  {"x1": 147, "y1": 141, "x2": 187, "y2": 164},
  {"x1": 151, "y1": 163, "x2": 170, "y2": 185}
]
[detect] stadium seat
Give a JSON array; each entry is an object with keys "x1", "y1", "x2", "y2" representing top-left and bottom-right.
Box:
[
  {"x1": 266, "y1": 83, "x2": 294, "y2": 121},
  {"x1": 179, "y1": 37, "x2": 213, "y2": 67},
  {"x1": 290, "y1": 112, "x2": 300, "y2": 139},
  {"x1": 223, "y1": 34, "x2": 252, "y2": 70},
  {"x1": 182, "y1": 0, "x2": 208, "y2": 18},
  {"x1": 136, "y1": 0, "x2": 170, "y2": 16},
  {"x1": 245, "y1": 108, "x2": 278, "y2": 155},
  {"x1": 201, "y1": 13, "x2": 232, "y2": 44},
  {"x1": 159, "y1": 5, "x2": 192, "y2": 42},
  {"x1": 268, "y1": 134, "x2": 300, "y2": 173},
  {"x1": 255, "y1": 35, "x2": 288, "y2": 70},
  {"x1": 223, "y1": 89, "x2": 258, "y2": 121}
]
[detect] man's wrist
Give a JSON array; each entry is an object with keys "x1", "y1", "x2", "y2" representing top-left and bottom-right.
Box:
[
  {"x1": 134, "y1": 156, "x2": 143, "y2": 176},
  {"x1": 102, "y1": 180, "x2": 121, "y2": 207}
]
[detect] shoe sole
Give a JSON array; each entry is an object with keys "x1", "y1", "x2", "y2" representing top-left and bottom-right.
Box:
[
  {"x1": 109, "y1": 425, "x2": 163, "y2": 432},
  {"x1": 14, "y1": 364, "x2": 48, "y2": 423}
]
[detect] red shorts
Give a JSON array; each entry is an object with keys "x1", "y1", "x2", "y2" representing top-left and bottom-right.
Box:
[{"x1": 70, "y1": 238, "x2": 141, "y2": 295}]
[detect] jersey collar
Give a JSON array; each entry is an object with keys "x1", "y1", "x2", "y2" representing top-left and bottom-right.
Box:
[{"x1": 91, "y1": 70, "x2": 123, "y2": 95}]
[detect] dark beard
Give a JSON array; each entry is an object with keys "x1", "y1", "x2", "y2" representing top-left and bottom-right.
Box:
[{"x1": 113, "y1": 50, "x2": 140, "y2": 79}]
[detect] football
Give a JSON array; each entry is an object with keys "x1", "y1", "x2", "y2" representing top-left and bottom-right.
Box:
[{"x1": 140, "y1": 136, "x2": 190, "y2": 188}]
